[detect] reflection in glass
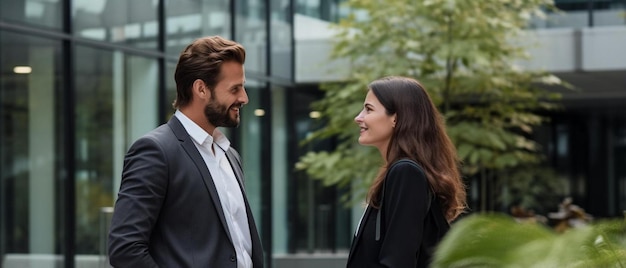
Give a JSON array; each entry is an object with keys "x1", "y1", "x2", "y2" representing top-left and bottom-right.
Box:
[
  {"x1": 73, "y1": 0, "x2": 159, "y2": 49},
  {"x1": 271, "y1": 0, "x2": 293, "y2": 79},
  {"x1": 74, "y1": 46, "x2": 158, "y2": 255},
  {"x1": 0, "y1": 0, "x2": 63, "y2": 29},
  {"x1": 239, "y1": 80, "x2": 266, "y2": 229},
  {"x1": 287, "y1": 88, "x2": 352, "y2": 253},
  {"x1": 238, "y1": 80, "x2": 271, "y2": 263},
  {"x1": 74, "y1": 46, "x2": 116, "y2": 255},
  {"x1": 0, "y1": 31, "x2": 64, "y2": 267},
  {"x1": 165, "y1": 0, "x2": 231, "y2": 57},
  {"x1": 165, "y1": 62, "x2": 178, "y2": 121},
  {"x1": 270, "y1": 86, "x2": 289, "y2": 254},
  {"x1": 295, "y1": 0, "x2": 347, "y2": 22},
  {"x1": 236, "y1": 0, "x2": 268, "y2": 74}
]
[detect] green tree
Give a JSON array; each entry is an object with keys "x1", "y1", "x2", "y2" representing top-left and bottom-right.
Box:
[{"x1": 296, "y1": 0, "x2": 566, "y2": 210}]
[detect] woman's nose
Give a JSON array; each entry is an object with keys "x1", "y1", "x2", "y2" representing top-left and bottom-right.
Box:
[{"x1": 354, "y1": 111, "x2": 363, "y2": 123}]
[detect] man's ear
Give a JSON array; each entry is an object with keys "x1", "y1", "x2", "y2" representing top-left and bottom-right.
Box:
[{"x1": 192, "y1": 79, "x2": 209, "y2": 100}]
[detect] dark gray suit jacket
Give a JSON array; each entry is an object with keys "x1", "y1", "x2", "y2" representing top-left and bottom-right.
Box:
[{"x1": 108, "y1": 116, "x2": 264, "y2": 268}]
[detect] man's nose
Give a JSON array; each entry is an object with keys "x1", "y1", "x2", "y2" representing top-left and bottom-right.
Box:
[{"x1": 240, "y1": 88, "x2": 249, "y2": 104}]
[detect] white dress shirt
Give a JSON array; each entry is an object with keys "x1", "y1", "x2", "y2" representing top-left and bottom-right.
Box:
[{"x1": 175, "y1": 110, "x2": 253, "y2": 268}]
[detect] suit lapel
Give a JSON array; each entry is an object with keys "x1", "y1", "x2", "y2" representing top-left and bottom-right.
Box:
[{"x1": 167, "y1": 116, "x2": 234, "y2": 244}]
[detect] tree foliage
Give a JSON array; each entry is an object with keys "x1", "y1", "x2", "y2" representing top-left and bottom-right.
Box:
[
  {"x1": 431, "y1": 214, "x2": 626, "y2": 267},
  {"x1": 296, "y1": 0, "x2": 566, "y2": 208}
]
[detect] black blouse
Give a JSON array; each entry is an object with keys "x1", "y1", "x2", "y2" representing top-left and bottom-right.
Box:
[{"x1": 347, "y1": 160, "x2": 449, "y2": 268}]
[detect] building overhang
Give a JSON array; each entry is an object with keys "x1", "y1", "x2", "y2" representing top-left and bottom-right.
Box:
[{"x1": 295, "y1": 15, "x2": 626, "y2": 105}]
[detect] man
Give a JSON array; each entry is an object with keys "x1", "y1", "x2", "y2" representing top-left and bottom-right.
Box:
[{"x1": 108, "y1": 36, "x2": 264, "y2": 268}]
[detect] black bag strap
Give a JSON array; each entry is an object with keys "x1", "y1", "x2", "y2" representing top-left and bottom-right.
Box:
[{"x1": 376, "y1": 159, "x2": 433, "y2": 241}]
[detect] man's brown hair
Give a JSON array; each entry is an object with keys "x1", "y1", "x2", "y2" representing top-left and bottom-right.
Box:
[{"x1": 173, "y1": 36, "x2": 246, "y2": 109}]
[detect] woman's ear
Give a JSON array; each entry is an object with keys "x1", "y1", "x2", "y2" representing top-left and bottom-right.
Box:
[{"x1": 392, "y1": 114, "x2": 397, "y2": 128}]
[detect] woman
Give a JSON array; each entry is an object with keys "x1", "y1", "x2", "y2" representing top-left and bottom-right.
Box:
[{"x1": 347, "y1": 76, "x2": 466, "y2": 267}]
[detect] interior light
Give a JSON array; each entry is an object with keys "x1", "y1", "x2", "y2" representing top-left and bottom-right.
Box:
[
  {"x1": 14, "y1": 66, "x2": 32, "y2": 74},
  {"x1": 309, "y1": 111, "x2": 321, "y2": 119},
  {"x1": 254, "y1": 109, "x2": 265, "y2": 117}
]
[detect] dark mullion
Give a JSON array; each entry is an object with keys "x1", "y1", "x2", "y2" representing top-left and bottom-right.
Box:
[
  {"x1": 289, "y1": 0, "x2": 295, "y2": 83},
  {"x1": 158, "y1": 0, "x2": 167, "y2": 123},
  {"x1": 62, "y1": 0, "x2": 76, "y2": 266}
]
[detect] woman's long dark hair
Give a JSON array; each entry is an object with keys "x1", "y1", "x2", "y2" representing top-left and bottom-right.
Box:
[{"x1": 366, "y1": 76, "x2": 466, "y2": 221}]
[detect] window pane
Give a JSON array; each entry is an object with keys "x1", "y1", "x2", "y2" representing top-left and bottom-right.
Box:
[
  {"x1": 271, "y1": 0, "x2": 293, "y2": 79},
  {"x1": 236, "y1": 0, "x2": 268, "y2": 74},
  {"x1": 295, "y1": 0, "x2": 345, "y2": 22},
  {"x1": 287, "y1": 88, "x2": 352, "y2": 253},
  {"x1": 541, "y1": 0, "x2": 626, "y2": 28},
  {"x1": 594, "y1": 0, "x2": 626, "y2": 27},
  {"x1": 614, "y1": 117, "x2": 626, "y2": 214},
  {"x1": 0, "y1": 0, "x2": 62, "y2": 30},
  {"x1": 74, "y1": 46, "x2": 115, "y2": 255},
  {"x1": 0, "y1": 31, "x2": 65, "y2": 267},
  {"x1": 237, "y1": 80, "x2": 273, "y2": 264},
  {"x1": 239, "y1": 80, "x2": 267, "y2": 232},
  {"x1": 73, "y1": 0, "x2": 160, "y2": 50},
  {"x1": 74, "y1": 46, "x2": 158, "y2": 257},
  {"x1": 165, "y1": 62, "x2": 177, "y2": 121},
  {"x1": 165, "y1": 0, "x2": 231, "y2": 57},
  {"x1": 270, "y1": 86, "x2": 289, "y2": 254}
]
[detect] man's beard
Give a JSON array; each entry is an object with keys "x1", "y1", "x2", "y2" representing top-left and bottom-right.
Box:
[{"x1": 204, "y1": 100, "x2": 241, "y2": 128}]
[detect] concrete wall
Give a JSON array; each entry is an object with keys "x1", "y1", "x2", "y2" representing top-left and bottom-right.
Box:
[
  {"x1": 274, "y1": 253, "x2": 348, "y2": 268},
  {"x1": 581, "y1": 26, "x2": 626, "y2": 71},
  {"x1": 3, "y1": 254, "x2": 106, "y2": 268},
  {"x1": 3, "y1": 253, "x2": 349, "y2": 268}
]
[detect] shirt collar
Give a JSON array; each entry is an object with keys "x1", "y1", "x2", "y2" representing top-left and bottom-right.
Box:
[
  {"x1": 212, "y1": 127, "x2": 231, "y2": 153},
  {"x1": 174, "y1": 110, "x2": 231, "y2": 151}
]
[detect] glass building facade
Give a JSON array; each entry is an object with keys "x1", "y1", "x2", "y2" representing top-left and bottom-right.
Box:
[
  {"x1": 531, "y1": 0, "x2": 626, "y2": 218},
  {"x1": 1, "y1": 0, "x2": 625, "y2": 267},
  {"x1": 0, "y1": 0, "x2": 348, "y2": 267}
]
